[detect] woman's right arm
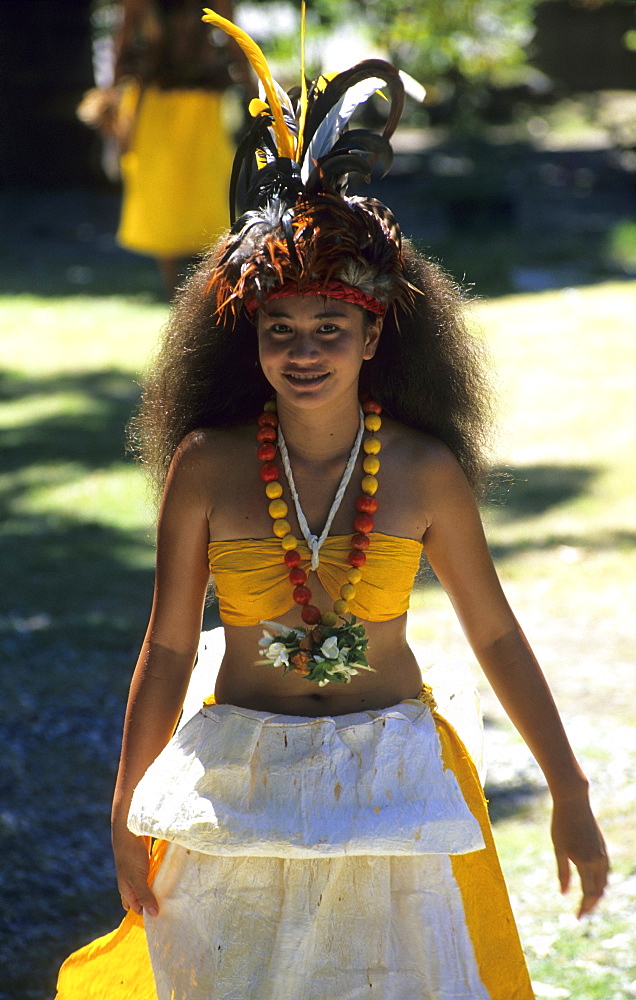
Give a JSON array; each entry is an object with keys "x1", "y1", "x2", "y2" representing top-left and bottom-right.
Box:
[{"x1": 112, "y1": 436, "x2": 212, "y2": 916}]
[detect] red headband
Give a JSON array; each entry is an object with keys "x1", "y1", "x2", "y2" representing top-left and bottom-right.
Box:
[{"x1": 244, "y1": 280, "x2": 386, "y2": 318}]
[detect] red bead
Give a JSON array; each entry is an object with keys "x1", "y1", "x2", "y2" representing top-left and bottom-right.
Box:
[
  {"x1": 289, "y1": 567, "x2": 307, "y2": 586},
  {"x1": 257, "y1": 442, "x2": 276, "y2": 462},
  {"x1": 257, "y1": 426, "x2": 276, "y2": 443},
  {"x1": 353, "y1": 512, "x2": 374, "y2": 535},
  {"x1": 301, "y1": 605, "x2": 322, "y2": 625},
  {"x1": 293, "y1": 585, "x2": 312, "y2": 605},
  {"x1": 351, "y1": 533, "x2": 370, "y2": 550},
  {"x1": 348, "y1": 550, "x2": 367, "y2": 568},
  {"x1": 258, "y1": 462, "x2": 279, "y2": 482},
  {"x1": 284, "y1": 549, "x2": 301, "y2": 568},
  {"x1": 356, "y1": 495, "x2": 378, "y2": 514},
  {"x1": 257, "y1": 412, "x2": 278, "y2": 427},
  {"x1": 362, "y1": 399, "x2": 382, "y2": 414}
]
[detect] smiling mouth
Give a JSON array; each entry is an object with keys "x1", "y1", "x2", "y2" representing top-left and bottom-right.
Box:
[{"x1": 283, "y1": 372, "x2": 330, "y2": 385}]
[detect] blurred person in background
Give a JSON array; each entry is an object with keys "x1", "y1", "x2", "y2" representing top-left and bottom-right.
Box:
[{"x1": 81, "y1": 0, "x2": 250, "y2": 296}]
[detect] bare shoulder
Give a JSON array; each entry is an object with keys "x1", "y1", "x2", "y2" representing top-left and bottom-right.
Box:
[
  {"x1": 383, "y1": 417, "x2": 470, "y2": 493},
  {"x1": 164, "y1": 425, "x2": 254, "y2": 505}
]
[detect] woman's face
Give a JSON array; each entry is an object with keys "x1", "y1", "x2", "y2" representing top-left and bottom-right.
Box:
[{"x1": 256, "y1": 295, "x2": 381, "y2": 409}]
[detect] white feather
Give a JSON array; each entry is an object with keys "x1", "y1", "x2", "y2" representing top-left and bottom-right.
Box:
[
  {"x1": 399, "y1": 70, "x2": 426, "y2": 104},
  {"x1": 258, "y1": 78, "x2": 295, "y2": 115},
  {"x1": 301, "y1": 76, "x2": 385, "y2": 182}
]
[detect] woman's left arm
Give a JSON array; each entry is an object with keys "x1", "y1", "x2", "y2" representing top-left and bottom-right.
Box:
[{"x1": 421, "y1": 447, "x2": 609, "y2": 916}]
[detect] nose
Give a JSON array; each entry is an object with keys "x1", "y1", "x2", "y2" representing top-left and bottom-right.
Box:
[{"x1": 288, "y1": 330, "x2": 320, "y2": 360}]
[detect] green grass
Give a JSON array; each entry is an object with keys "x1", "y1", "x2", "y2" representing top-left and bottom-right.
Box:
[{"x1": 1, "y1": 281, "x2": 635, "y2": 998}]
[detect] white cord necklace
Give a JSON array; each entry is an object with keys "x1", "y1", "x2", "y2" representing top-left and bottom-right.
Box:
[{"x1": 277, "y1": 406, "x2": 365, "y2": 571}]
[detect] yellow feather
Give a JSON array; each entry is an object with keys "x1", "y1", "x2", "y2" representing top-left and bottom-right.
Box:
[
  {"x1": 249, "y1": 98, "x2": 270, "y2": 117},
  {"x1": 297, "y1": 2, "x2": 308, "y2": 160},
  {"x1": 201, "y1": 8, "x2": 294, "y2": 158}
]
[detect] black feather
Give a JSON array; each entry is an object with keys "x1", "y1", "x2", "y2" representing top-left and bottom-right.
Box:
[{"x1": 302, "y1": 60, "x2": 405, "y2": 158}]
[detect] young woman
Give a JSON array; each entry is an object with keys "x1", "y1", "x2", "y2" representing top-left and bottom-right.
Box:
[{"x1": 56, "y1": 13, "x2": 608, "y2": 1000}]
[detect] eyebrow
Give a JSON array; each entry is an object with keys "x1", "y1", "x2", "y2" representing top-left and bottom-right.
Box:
[{"x1": 263, "y1": 307, "x2": 348, "y2": 319}]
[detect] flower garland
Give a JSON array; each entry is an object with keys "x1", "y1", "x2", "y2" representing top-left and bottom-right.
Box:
[{"x1": 256, "y1": 398, "x2": 383, "y2": 686}]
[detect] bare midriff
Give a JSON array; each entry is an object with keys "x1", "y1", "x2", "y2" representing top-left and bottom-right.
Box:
[{"x1": 214, "y1": 611, "x2": 423, "y2": 717}]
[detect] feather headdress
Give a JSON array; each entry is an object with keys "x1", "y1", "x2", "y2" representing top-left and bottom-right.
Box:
[{"x1": 201, "y1": 7, "x2": 420, "y2": 321}]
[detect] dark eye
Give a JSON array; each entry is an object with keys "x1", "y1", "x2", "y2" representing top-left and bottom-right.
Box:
[{"x1": 318, "y1": 323, "x2": 338, "y2": 334}]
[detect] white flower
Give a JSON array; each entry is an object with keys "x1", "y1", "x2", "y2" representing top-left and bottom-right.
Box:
[
  {"x1": 331, "y1": 661, "x2": 346, "y2": 672},
  {"x1": 258, "y1": 631, "x2": 274, "y2": 648},
  {"x1": 265, "y1": 641, "x2": 289, "y2": 667},
  {"x1": 320, "y1": 635, "x2": 340, "y2": 659}
]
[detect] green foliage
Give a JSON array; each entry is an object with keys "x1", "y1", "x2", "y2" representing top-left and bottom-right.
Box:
[{"x1": 260, "y1": 0, "x2": 541, "y2": 83}]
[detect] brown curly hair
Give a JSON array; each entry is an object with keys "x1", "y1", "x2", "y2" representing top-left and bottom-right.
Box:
[{"x1": 130, "y1": 243, "x2": 492, "y2": 504}]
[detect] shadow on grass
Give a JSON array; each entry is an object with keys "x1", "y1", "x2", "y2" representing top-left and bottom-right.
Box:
[
  {"x1": 0, "y1": 367, "x2": 141, "y2": 477},
  {"x1": 488, "y1": 464, "x2": 599, "y2": 518}
]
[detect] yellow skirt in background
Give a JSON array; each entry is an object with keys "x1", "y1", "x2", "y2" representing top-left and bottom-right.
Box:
[{"x1": 117, "y1": 86, "x2": 234, "y2": 259}]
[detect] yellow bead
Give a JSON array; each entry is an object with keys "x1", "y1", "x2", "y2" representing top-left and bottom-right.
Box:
[
  {"x1": 268, "y1": 498, "x2": 288, "y2": 519},
  {"x1": 340, "y1": 583, "x2": 356, "y2": 601},
  {"x1": 361, "y1": 474, "x2": 378, "y2": 495},
  {"x1": 364, "y1": 414, "x2": 381, "y2": 432},
  {"x1": 272, "y1": 518, "x2": 291, "y2": 538},
  {"x1": 265, "y1": 481, "x2": 283, "y2": 499},
  {"x1": 281, "y1": 533, "x2": 298, "y2": 551},
  {"x1": 363, "y1": 437, "x2": 381, "y2": 454},
  {"x1": 263, "y1": 400, "x2": 277, "y2": 412},
  {"x1": 347, "y1": 568, "x2": 362, "y2": 584},
  {"x1": 363, "y1": 455, "x2": 380, "y2": 475},
  {"x1": 333, "y1": 599, "x2": 349, "y2": 615},
  {"x1": 321, "y1": 611, "x2": 338, "y2": 627}
]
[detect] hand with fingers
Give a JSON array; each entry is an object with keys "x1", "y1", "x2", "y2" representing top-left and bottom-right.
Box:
[
  {"x1": 113, "y1": 826, "x2": 159, "y2": 918},
  {"x1": 551, "y1": 795, "x2": 609, "y2": 918}
]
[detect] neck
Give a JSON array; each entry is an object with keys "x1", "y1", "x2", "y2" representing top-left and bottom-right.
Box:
[{"x1": 275, "y1": 396, "x2": 361, "y2": 463}]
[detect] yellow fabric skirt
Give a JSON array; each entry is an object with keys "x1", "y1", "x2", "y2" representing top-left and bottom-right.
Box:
[{"x1": 117, "y1": 85, "x2": 233, "y2": 258}]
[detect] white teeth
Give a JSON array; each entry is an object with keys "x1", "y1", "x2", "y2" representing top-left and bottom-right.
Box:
[{"x1": 286, "y1": 372, "x2": 326, "y2": 381}]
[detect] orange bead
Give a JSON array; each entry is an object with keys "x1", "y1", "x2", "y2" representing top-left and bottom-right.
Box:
[
  {"x1": 347, "y1": 550, "x2": 366, "y2": 568},
  {"x1": 281, "y1": 533, "x2": 298, "y2": 550},
  {"x1": 362, "y1": 400, "x2": 382, "y2": 414},
  {"x1": 353, "y1": 512, "x2": 374, "y2": 535},
  {"x1": 364, "y1": 414, "x2": 381, "y2": 432},
  {"x1": 363, "y1": 437, "x2": 381, "y2": 455},
  {"x1": 257, "y1": 442, "x2": 276, "y2": 462},
  {"x1": 258, "y1": 412, "x2": 278, "y2": 427},
  {"x1": 347, "y1": 568, "x2": 362, "y2": 584},
  {"x1": 259, "y1": 462, "x2": 279, "y2": 482},
  {"x1": 293, "y1": 585, "x2": 312, "y2": 605},
  {"x1": 257, "y1": 426, "x2": 277, "y2": 443},
  {"x1": 356, "y1": 495, "x2": 378, "y2": 513},
  {"x1": 351, "y1": 532, "x2": 370, "y2": 550}
]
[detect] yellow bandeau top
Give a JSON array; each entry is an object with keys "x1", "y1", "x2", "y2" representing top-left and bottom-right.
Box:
[{"x1": 208, "y1": 532, "x2": 423, "y2": 627}]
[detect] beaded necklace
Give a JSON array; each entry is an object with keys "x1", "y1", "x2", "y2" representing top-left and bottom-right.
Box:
[{"x1": 256, "y1": 398, "x2": 383, "y2": 685}]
